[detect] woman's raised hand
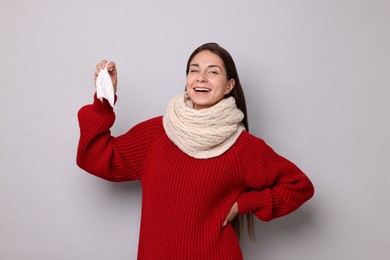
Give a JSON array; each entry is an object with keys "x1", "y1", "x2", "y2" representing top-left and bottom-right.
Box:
[{"x1": 94, "y1": 60, "x2": 118, "y2": 94}]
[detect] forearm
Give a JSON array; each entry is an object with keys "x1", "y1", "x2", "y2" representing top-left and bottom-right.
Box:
[
  {"x1": 238, "y1": 168, "x2": 314, "y2": 221},
  {"x1": 76, "y1": 95, "x2": 137, "y2": 181}
]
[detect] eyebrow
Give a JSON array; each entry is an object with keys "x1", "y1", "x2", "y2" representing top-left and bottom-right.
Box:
[{"x1": 190, "y1": 64, "x2": 223, "y2": 70}]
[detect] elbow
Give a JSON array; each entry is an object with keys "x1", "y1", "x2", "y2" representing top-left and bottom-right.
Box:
[
  {"x1": 293, "y1": 176, "x2": 315, "y2": 210},
  {"x1": 76, "y1": 149, "x2": 91, "y2": 173},
  {"x1": 284, "y1": 175, "x2": 315, "y2": 212},
  {"x1": 76, "y1": 156, "x2": 125, "y2": 183},
  {"x1": 76, "y1": 153, "x2": 86, "y2": 172},
  {"x1": 304, "y1": 176, "x2": 315, "y2": 201}
]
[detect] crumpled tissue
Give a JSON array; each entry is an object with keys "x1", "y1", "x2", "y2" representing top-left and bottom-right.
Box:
[{"x1": 96, "y1": 66, "x2": 117, "y2": 108}]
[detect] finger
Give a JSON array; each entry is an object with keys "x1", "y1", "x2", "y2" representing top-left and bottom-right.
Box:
[
  {"x1": 94, "y1": 68, "x2": 99, "y2": 83},
  {"x1": 222, "y1": 213, "x2": 231, "y2": 227},
  {"x1": 222, "y1": 202, "x2": 238, "y2": 227},
  {"x1": 106, "y1": 61, "x2": 116, "y2": 71},
  {"x1": 107, "y1": 62, "x2": 117, "y2": 80},
  {"x1": 94, "y1": 60, "x2": 109, "y2": 81},
  {"x1": 95, "y1": 64, "x2": 102, "y2": 81},
  {"x1": 100, "y1": 59, "x2": 108, "y2": 69},
  {"x1": 96, "y1": 61, "x2": 103, "y2": 72},
  {"x1": 222, "y1": 219, "x2": 228, "y2": 227}
]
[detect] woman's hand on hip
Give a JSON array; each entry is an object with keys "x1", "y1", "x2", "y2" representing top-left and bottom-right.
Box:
[{"x1": 222, "y1": 202, "x2": 238, "y2": 227}]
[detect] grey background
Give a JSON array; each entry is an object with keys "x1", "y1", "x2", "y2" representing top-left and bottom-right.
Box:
[{"x1": 1, "y1": 0, "x2": 389, "y2": 259}]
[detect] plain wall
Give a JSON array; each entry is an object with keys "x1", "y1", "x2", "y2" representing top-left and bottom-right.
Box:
[{"x1": 1, "y1": 0, "x2": 389, "y2": 259}]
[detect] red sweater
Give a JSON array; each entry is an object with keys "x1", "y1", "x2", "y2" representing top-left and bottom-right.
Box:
[{"x1": 77, "y1": 95, "x2": 314, "y2": 260}]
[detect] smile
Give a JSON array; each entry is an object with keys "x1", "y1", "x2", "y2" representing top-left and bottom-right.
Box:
[{"x1": 194, "y1": 87, "x2": 211, "y2": 92}]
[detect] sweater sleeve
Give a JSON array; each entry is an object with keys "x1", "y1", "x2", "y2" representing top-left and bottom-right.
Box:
[
  {"x1": 76, "y1": 93, "x2": 159, "y2": 182},
  {"x1": 237, "y1": 133, "x2": 314, "y2": 222}
]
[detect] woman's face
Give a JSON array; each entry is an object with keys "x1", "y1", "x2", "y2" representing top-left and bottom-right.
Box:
[{"x1": 186, "y1": 50, "x2": 235, "y2": 110}]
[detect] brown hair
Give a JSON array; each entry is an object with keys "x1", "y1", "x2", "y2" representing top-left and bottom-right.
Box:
[{"x1": 185, "y1": 42, "x2": 255, "y2": 239}]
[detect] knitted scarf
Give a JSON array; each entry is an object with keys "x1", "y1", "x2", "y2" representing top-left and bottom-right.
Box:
[{"x1": 163, "y1": 92, "x2": 245, "y2": 159}]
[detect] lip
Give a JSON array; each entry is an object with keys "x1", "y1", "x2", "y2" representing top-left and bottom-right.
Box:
[{"x1": 193, "y1": 86, "x2": 212, "y2": 92}]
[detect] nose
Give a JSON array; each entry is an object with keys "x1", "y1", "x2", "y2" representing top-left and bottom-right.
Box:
[{"x1": 196, "y1": 71, "x2": 208, "y2": 82}]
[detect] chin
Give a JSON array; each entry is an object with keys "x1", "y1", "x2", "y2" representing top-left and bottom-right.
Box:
[{"x1": 192, "y1": 101, "x2": 215, "y2": 110}]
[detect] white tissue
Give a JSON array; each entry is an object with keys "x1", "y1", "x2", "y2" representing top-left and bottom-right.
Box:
[{"x1": 96, "y1": 66, "x2": 117, "y2": 108}]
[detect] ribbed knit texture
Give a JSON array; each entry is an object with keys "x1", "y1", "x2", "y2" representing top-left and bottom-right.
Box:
[{"x1": 77, "y1": 94, "x2": 314, "y2": 260}]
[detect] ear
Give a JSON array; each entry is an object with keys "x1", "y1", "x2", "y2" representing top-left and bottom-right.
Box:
[{"x1": 225, "y1": 79, "x2": 235, "y2": 95}]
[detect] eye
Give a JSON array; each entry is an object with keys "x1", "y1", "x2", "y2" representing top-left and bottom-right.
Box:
[
  {"x1": 189, "y1": 69, "x2": 199, "y2": 73},
  {"x1": 209, "y1": 70, "x2": 219, "y2": 75}
]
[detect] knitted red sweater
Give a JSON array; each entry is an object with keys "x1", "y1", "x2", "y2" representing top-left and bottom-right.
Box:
[{"x1": 77, "y1": 95, "x2": 314, "y2": 260}]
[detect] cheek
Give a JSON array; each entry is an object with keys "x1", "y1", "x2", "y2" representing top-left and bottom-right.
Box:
[
  {"x1": 185, "y1": 78, "x2": 191, "y2": 90},
  {"x1": 186, "y1": 75, "x2": 193, "y2": 85},
  {"x1": 212, "y1": 78, "x2": 228, "y2": 91}
]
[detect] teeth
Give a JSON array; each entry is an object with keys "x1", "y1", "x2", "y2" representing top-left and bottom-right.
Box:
[{"x1": 194, "y1": 87, "x2": 211, "y2": 92}]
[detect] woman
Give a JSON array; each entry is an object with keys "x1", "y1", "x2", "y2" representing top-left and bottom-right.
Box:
[{"x1": 77, "y1": 42, "x2": 314, "y2": 259}]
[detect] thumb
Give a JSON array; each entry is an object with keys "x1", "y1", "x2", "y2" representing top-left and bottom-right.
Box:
[
  {"x1": 222, "y1": 218, "x2": 228, "y2": 227},
  {"x1": 222, "y1": 202, "x2": 238, "y2": 227}
]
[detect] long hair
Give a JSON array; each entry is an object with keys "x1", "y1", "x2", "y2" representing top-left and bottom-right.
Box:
[{"x1": 185, "y1": 42, "x2": 255, "y2": 239}]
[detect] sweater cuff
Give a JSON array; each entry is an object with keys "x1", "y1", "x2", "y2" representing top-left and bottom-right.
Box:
[
  {"x1": 92, "y1": 92, "x2": 117, "y2": 114},
  {"x1": 237, "y1": 189, "x2": 272, "y2": 215}
]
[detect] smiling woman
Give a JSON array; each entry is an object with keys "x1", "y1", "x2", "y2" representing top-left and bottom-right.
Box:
[
  {"x1": 186, "y1": 50, "x2": 235, "y2": 110},
  {"x1": 76, "y1": 42, "x2": 314, "y2": 259}
]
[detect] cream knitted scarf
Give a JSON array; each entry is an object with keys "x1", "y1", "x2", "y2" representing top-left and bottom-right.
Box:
[{"x1": 163, "y1": 92, "x2": 245, "y2": 159}]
